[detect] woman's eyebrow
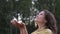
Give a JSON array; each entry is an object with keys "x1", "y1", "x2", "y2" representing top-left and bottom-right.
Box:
[{"x1": 39, "y1": 13, "x2": 43, "y2": 14}]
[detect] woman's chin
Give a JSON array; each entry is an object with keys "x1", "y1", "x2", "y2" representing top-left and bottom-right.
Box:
[
  {"x1": 34, "y1": 19, "x2": 37, "y2": 21},
  {"x1": 35, "y1": 20, "x2": 39, "y2": 23}
]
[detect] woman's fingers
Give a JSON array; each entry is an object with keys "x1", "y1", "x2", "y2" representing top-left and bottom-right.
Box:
[
  {"x1": 11, "y1": 20, "x2": 18, "y2": 27},
  {"x1": 11, "y1": 20, "x2": 26, "y2": 28}
]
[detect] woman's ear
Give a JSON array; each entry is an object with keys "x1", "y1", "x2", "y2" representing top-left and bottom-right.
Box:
[{"x1": 44, "y1": 19, "x2": 47, "y2": 23}]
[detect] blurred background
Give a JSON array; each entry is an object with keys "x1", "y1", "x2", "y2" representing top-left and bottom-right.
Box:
[{"x1": 0, "y1": 0, "x2": 60, "y2": 34}]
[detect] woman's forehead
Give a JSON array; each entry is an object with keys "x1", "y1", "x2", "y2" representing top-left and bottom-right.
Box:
[{"x1": 39, "y1": 11, "x2": 45, "y2": 14}]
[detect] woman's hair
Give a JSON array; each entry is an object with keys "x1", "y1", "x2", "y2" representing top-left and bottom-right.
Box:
[{"x1": 42, "y1": 10, "x2": 58, "y2": 34}]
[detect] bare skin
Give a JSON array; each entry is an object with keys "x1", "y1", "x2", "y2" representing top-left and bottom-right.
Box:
[
  {"x1": 11, "y1": 20, "x2": 28, "y2": 34},
  {"x1": 11, "y1": 11, "x2": 47, "y2": 34}
]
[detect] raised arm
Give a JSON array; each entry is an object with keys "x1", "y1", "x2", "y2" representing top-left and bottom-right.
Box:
[
  {"x1": 11, "y1": 20, "x2": 28, "y2": 34},
  {"x1": 20, "y1": 25, "x2": 28, "y2": 34}
]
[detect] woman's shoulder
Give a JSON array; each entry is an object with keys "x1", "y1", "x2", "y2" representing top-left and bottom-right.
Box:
[
  {"x1": 31, "y1": 28, "x2": 53, "y2": 34},
  {"x1": 44, "y1": 29, "x2": 53, "y2": 34}
]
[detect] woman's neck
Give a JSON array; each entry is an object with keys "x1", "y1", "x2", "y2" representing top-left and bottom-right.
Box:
[{"x1": 37, "y1": 23, "x2": 46, "y2": 30}]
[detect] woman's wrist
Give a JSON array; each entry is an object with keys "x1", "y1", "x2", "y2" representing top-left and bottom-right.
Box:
[
  {"x1": 19, "y1": 25, "x2": 28, "y2": 34},
  {"x1": 19, "y1": 25, "x2": 26, "y2": 29}
]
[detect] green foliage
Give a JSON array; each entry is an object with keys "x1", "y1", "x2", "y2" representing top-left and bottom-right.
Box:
[{"x1": 0, "y1": 0, "x2": 60, "y2": 34}]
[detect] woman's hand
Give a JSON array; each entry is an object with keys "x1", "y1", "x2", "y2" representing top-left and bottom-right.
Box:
[
  {"x1": 11, "y1": 20, "x2": 26, "y2": 28},
  {"x1": 11, "y1": 20, "x2": 28, "y2": 34}
]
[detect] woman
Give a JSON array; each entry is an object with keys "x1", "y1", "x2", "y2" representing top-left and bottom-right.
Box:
[{"x1": 11, "y1": 10, "x2": 57, "y2": 34}]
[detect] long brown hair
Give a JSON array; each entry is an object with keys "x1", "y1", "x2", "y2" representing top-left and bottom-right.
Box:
[{"x1": 42, "y1": 10, "x2": 57, "y2": 34}]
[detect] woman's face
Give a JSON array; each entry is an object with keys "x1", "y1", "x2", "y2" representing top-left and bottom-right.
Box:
[{"x1": 35, "y1": 11, "x2": 46, "y2": 24}]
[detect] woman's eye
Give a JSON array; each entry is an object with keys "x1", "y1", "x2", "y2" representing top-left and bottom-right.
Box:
[
  {"x1": 40, "y1": 14, "x2": 42, "y2": 15},
  {"x1": 39, "y1": 14, "x2": 42, "y2": 15}
]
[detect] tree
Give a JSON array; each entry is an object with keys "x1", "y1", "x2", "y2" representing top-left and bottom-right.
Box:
[{"x1": 0, "y1": 0, "x2": 60, "y2": 34}]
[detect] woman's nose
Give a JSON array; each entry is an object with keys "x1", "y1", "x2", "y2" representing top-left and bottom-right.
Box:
[{"x1": 36, "y1": 15, "x2": 39, "y2": 17}]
